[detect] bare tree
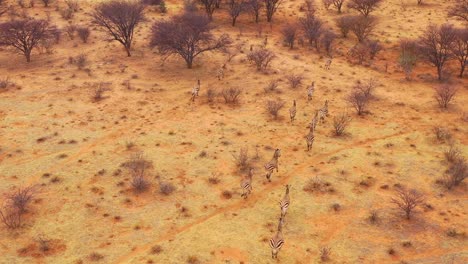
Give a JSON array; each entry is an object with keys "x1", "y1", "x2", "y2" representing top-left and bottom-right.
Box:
[
  {"x1": 448, "y1": 0, "x2": 468, "y2": 22},
  {"x1": 6, "y1": 186, "x2": 37, "y2": 214},
  {"x1": 367, "y1": 39, "x2": 382, "y2": 59},
  {"x1": 76, "y1": 26, "x2": 91, "y2": 43},
  {"x1": 452, "y1": 28, "x2": 468, "y2": 78},
  {"x1": 391, "y1": 188, "x2": 425, "y2": 220},
  {"x1": 434, "y1": 85, "x2": 457, "y2": 109},
  {"x1": 346, "y1": 90, "x2": 368, "y2": 115},
  {"x1": 228, "y1": 0, "x2": 245, "y2": 26},
  {"x1": 300, "y1": 13, "x2": 323, "y2": 50},
  {"x1": 347, "y1": 0, "x2": 382, "y2": 17},
  {"x1": 350, "y1": 15, "x2": 377, "y2": 42},
  {"x1": 330, "y1": 0, "x2": 345, "y2": 13},
  {"x1": 123, "y1": 152, "x2": 151, "y2": 193},
  {"x1": 264, "y1": 0, "x2": 283, "y2": 22},
  {"x1": 91, "y1": 0, "x2": 145, "y2": 57},
  {"x1": 150, "y1": 12, "x2": 231, "y2": 68},
  {"x1": 266, "y1": 99, "x2": 285, "y2": 119},
  {"x1": 333, "y1": 112, "x2": 351, "y2": 136},
  {"x1": 281, "y1": 23, "x2": 298, "y2": 49},
  {"x1": 247, "y1": 48, "x2": 275, "y2": 71},
  {"x1": 221, "y1": 87, "x2": 242, "y2": 104},
  {"x1": 354, "y1": 78, "x2": 377, "y2": 99},
  {"x1": 232, "y1": 147, "x2": 251, "y2": 172},
  {"x1": 0, "y1": 19, "x2": 57, "y2": 62},
  {"x1": 335, "y1": 15, "x2": 353, "y2": 38},
  {"x1": 199, "y1": 0, "x2": 217, "y2": 20},
  {"x1": 349, "y1": 43, "x2": 368, "y2": 64},
  {"x1": 418, "y1": 24, "x2": 457, "y2": 81},
  {"x1": 398, "y1": 39, "x2": 419, "y2": 80},
  {"x1": 0, "y1": 206, "x2": 22, "y2": 229},
  {"x1": 286, "y1": 74, "x2": 303, "y2": 89},
  {"x1": 321, "y1": 30, "x2": 336, "y2": 56},
  {"x1": 444, "y1": 158, "x2": 467, "y2": 190},
  {"x1": 247, "y1": 0, "x2": 262, "y2": 23}
]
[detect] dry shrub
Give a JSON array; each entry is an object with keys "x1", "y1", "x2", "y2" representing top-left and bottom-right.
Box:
[
  {"x1": 186, "y1": 255, "x2": 200, "y2": 264},
  {"x1": 7, "y1": 185, "x2": 37, "y2": 214},
  {"x1": 434, "y1": 85, "x2": 457, "y2": 109},
  {"x1": 69, "y1": 53, "x2": 88, "y2": 69},
  {"x1": 433, "y1": 127, "x2": 452, "y2": 143},
  {"x1": 336, "y1": 15, "x2": 354, "y2": 38},
  {"x1": 123, "y1": 152, "x2": 152, "y2": 193},
  {"x1": 0, "y1": 206, "x2": 22, "y2": 229},
  {"x1": 333, "y1": 112, "x2": 351, "y2": 136},
  {"x1": 36, "y1": 234, "x2": 50, "y2": 252},
  {"x1": 65, "y1": 24, "x2": 76, "y2": 40},
  {"x1": 60, "y1": 8, "x2": 74, "y2": 20},
  {"x1": 232, "y1": 147, "x2": 251, "y2": 173},
  {"x1": 346, "y1": 90, "x2": 369, "y2": 115},
  {"x1": 266, "y1": 99, "x2": 285, "y2": 119},
  {"x1": 321, "y1": 30, "x2": 336, "y2": 55},
  {"x1": 354, "y1": 78, "x2": 377, "y2": 99},
  {"x1": 281, "y1": 23, "x2": 299, "y2": 49},
  {"x1": 391, "y1": 188, "x2": 425, "y2": 220},
  {"x1": 444, "y1": 158, "x2": 467, "y2": 189},
  {"x1": 159, "y1": 181, "x2": 175, "y2": 195},
  {"x1": 320, "y1": 246, "x2": 331, "y2": 262},
  {"x1": 88, "y1": 252, "x2": 104, "y2": 262},
  {"x1": 286, "y1": 74, "x2": 303, "y2": 89},
  {"x1": 246, "y1": 48, "x2": 276, "y2": 71},
  {"x1": 205, "y1": 88, "x2": 216, "y2": 103},
  {"x1": 368, "y1": 210, "x2": 379, "y2": 224},
  {"x1": 367, "y1": 40, "x2": 382, "y2": 59},
  {"x1": 220, "y1": 87, "x2": 241, "y2": 104},
  {"x1": 264, "y1": 79, "x2": 279, "y2": 93},
  {"x1": 91, "y1": 82, "x2": 111, "y2": 102},
  {"x1": 349, "y1": 15, "x2": 377, "y2": 42},
  {"x1": 444, "y1": 144, "x2": 461, "y2": 163},
  {"x1": 303, "y1": 176, "x2": 327, "y2": 193},
  {"x1": 0, "y1": 77, "x2": 10, "y2": 90},
  {"x1": 65, "y1": 0, "x2": 79, "y2": 12},
  {"x1": 76, "y1": 26, "x2": 90, "y2": 43}
]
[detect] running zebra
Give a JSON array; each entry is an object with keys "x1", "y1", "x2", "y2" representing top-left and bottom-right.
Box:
[
  {"x1": 306, "y1": 129, "x2": 315, "y2": 151},
  {"x1": 279, "y1": 185, "x2": 290, "y2": 218},
  {"x1": 190, "y1": 80, "x2": 201, "y2": 102},
  {"x1": 325, "y1": 58, "x2": 332, "y2": 70},
  {"x1": 318, "y1": 100, "x2": 329, "y2": 123},
  {"x1": 289, "y1": 100, "x2": 296, "y2": 123},
  {"x1": 240, "y1": 168, "x2": 254, "y2": 199},
  {"x1": 216, "y1": 64, "x2": 226, "y2": 80},
  {"x1": 307, "y1": 82, "x2": 315, "y2": 101},
  {"x1": 269, "y1": 218, "x2": 285, "y2": 259},
  {"x1": 264, "y1": 149, "x2": 281, "y2": 182}
]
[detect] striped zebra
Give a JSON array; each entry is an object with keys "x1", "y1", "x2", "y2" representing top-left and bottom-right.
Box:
[
  {"x1": 325, "y1": 58, "x2": 332, "y2": 70},
  {"x1": 289, "y1": 100, "x2": 296, "y2": 123},
  {"x1": 190, "y1": 80, "x2": 200, "y2": 102},
  {"x1": 269, "y1": 218, "x2": 285, "y2": 259},
  {"x1": 318, "y1": 100, "x2": 329, "y2": 123},
  {"x1": 279, "y1": 185, "x2": 290, "y2": 218},
  {"x1": 306, "y1": 129, "x2": 315, "y2": 151},
  {"x1": 310, "y1": 110, "x2": 319, "y2": 131},
  {"x1": 307, "y1": 82, "x2": 315, "y2": 101},
  {"x1": 216, "y1": 64, "x2": 226, "y2": 80},
  {"x1": 264, "y1": 149, "x2": 281, "y2": 182},
  {"x1": 240, "y1": 168, "x2": 254, "y2": 199}
]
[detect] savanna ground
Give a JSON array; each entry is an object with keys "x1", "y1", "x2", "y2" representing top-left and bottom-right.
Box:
[{"x1": 0, "y1": 0, "x2": 467, "y2": 263}]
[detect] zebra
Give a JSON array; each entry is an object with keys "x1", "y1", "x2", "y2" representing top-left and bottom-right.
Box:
[
  {"x1": 264, "y1": 149, "x2": 281, "y2": 182},
  {"x1": 307, "y1": 82, "x2": 315, "y2": 101},
  {"x1": 289, "y1": 100, "x2": 296, "y2": 123},
  {"x1": 318, "y1": 100, "x2": 329, "y2": 123},
  {"x1": 269, "y1": 218, "x2": 285, "y2": 259},
  {"x1": 240, "y1": 168, "x2": 254, "y2": 199},
  {"x1": 306, "y1": 129, "x2": 315, "y2": 151},
  {"x1": 191, "y1": 80, "x2": 200, "y2": 102},
  {"x1": 279, "y1": 185, "x2": 290, "y2": 218},
  {"x1": 325, "y1": 58, "x2": 332, "y2": 70},
  {"x1": 216, "y1": 64, "x2": 226, "y2": 80},
  {"x1": 310, "y1": 110, "x2": 319, "y2": 131}
]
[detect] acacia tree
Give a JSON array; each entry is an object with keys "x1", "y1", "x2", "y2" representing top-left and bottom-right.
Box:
[
  {"x1": 350, "y1": 15, "x2": 377, "y2": 42},
  {"x1": 391, "y1": 188, "x2": 425, "y2": 220},
  {"x1": 452, "y1": 28, "x2": 468, "y2": 78},
  {"x1": 331, "y1": 0, "x2": 345, "y2": 13},
  {"x1": 281, "y1": 23, "x2": 298, "y2": 49},
  {"x1": 347, "y1": 0, "x2": 382, "y2": 17},
  {"x1": 300, "y1": 13, "x2": 323, "y2": 50},
  {"x1": 336, "y1": 15, "x2": 353, "y2": 38},
  {"x1": 418, "y1": 24, "x2": 457, "y2": 81},
  {"x1": 265, "y1": 0, "x2": 283, "y2": 22},
  {"x1": 0, "y1": 0, "x2": 6, "y2": 17},
  {"x1": 0, "y1": 19, "x2": 56, "y2": 62},
  {"x1": 91, "y1": 0, "x2": 145, "y2": 57},
  {"x1": 228, "y1": 0, "x2": 246, "y2": 26},
  {"x1": 150, "y1": 12, "x2": 231, "y2": 68},
  {"x1": 448, "y1": 0, "x2": 468, "y2": 22},
  {"x1": 200, "y1": 0, "x2": 218, "y2": 20},
  {"x1": 248, "y1": 0, "x2": 262, "y2": 23}
]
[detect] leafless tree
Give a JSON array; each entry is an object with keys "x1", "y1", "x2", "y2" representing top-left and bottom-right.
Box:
[
  {"x1": 349, "y1": 43, "x2": 368, "y2": 64},
  {"x1": 452, "y1": 28, "x2": 468, "y2": 78},
  {"x1": 391, "y1": 188, "x2": 425, "y2": 220},
  {"x1": 335, "y1": 15, "x2": 353, "y2": 38},
  {"x1": 76, "y1": 26, "x2": 90, "y2": 43},
  {"x1": 6, "y1": 186, "x2": 38, "y2": 214},
  {"x1": 91, "y1": 0, "x2": 145, "y2": 57},
  {"x1": 418, "y1": 24, "x2": 457, "y2": 81},
  {"x1": 65, "y1": 0, "x2": 79, "y2": 11},
  {"x1": 300, "y1": 13, "x2": 323, "y2": 50},
  {"x1": 398, "y1": 39, "x2": 419, "y2": 80},
  {"x1": 124, "y1": 152, "x2": 151, "y2": 193},
  {"x1": 347, "y1": 0, "x2": 382, "y2": 17},
  {"x1": 444, "y1": 158, "x2": 467, "y2": 190},
  {"x1": 199, "y1": 0, "x2": 217, "y2": 20},
  {"x1": 281, "y1": 23, "x2": 298, "y2": 49},
  {"x1": 264, "y1": 0, "x2": 283, "y2": 22},
  {"x1": 333, "y1": 112, "x2": 351, "y2": 136},
  {"x1": 286, "y1": 74, "x2": 303, "y2": 89},
  {"x1": 232, "y1": 147, "x2": 251, "y2": 172},
  {"x1": 350, "y1": 15, "x2": 377, "y2": 42},
  {"x1": 41, "y1": 0, "x2": 53, "y2": 7},
  {"x1": 367, "y1": 40, "x2": 381, "y2": 59},
  {"x1": 448, "y1": 0, "x2": 468, "y2": 22},
  {"x1": 247, "y1": 48, "x2": 275, "y2": 71},
  {"x1": 247, "y1": 0, "x2": 262, "y2": 23},
  {"x1": 347, "y1": 90, "x2": 368, "y2": 115},
  {"x1": 0, "y1": 19, "x2": 57, "y2": 62},
  {"x1": 354, "y1": 77, "x2": 377, "y2": 99},
  {"x1": 228, "y1": 0, "x2": 245, "y2": 26},
  {"x1": 320, "y1": 246, "x2": 332, "y2": 262},
  {"x1": 150, "y1": 12, "x2": 231, "y2": 68},
  {"x1": 321, "y1": 30, "x2": 336, "y2": 56},
  {"x1": 0, "y1": 205, "x2": 22, "y2": 229},
  {"x1": 434, "y1": 85, "x2": 457, "y2": 109},
  {"x1": 266, "y1": 99, "x2": 285, "y2": 119},
  {"x1": 221, "y1": 87, "x2": 241, "y2": 103},
  {"x1": 327, "y1": 0, "x2": 345, "y2": 13}
]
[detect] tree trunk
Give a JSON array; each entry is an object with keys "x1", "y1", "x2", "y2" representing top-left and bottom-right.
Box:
[
  {"x1": 25, "y1": 51, "x2": 31, "y2": 62},
  {"x1": 255, "y1": 13, "x2": 259, "y2": 23},
  {"x1": 437, "y1": 65, "x2": 442, "y2": 81},
  {"x1": 459, "y1": 62, "x2": 465, "y2": 78},
  {"x1": 186, "y1": 57, "x2": 193, "y2": 69},
  {"x1": 232, "y1": 17, "x2": 237, "y2": 26},
  {"x1": 125, "y1": 45, "x2": 132, "y2": 57}
]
